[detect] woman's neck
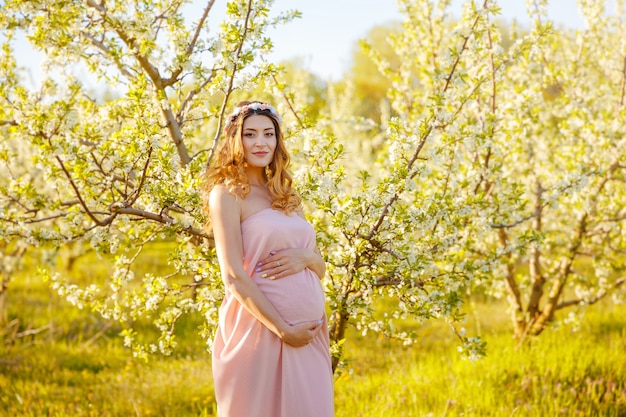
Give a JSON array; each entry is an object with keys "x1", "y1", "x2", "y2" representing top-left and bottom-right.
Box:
[{"x1": 245, "y1": 167, "x2": 266, "y2": 186}]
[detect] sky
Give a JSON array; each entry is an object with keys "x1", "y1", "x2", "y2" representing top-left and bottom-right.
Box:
[
  {"x1": 12, "y1": 0, "x2": 595, "y2": 86},
  {"x1": 259, "y1": 0, "x2": 588, "y2": 80}
]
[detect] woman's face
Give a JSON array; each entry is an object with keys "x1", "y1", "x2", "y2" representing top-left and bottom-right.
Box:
[{"x1": 241, "y1": 114, "x2": 277, "y2": 168}]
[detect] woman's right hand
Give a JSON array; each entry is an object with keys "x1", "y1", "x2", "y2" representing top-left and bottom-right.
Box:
[{"x1": 281, "y1": 319, "x2": 324, "y2": 347}]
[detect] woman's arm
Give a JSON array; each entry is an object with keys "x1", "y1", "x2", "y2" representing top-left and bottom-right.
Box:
[
  {"x1": 307, "y1": 247, "x2": 326, "y2": 279},
  {"x1": 209, "y1": 185, "x2": 321, "y2": 346},
  {"x1": 256, "y1": 210, "x2": 326, "y2": 280},
  {"x1": 257, "y1": 247, "x2": 326, "y2": 281}
]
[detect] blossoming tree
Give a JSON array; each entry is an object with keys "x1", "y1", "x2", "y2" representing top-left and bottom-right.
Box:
[
  {"x1": 315, "y1": 0, "x2": 626, "y2": 353},
  {"x1": 475, "y1": 0, "x2": 626, "y2": 340},
  {"x1": 0, "y1": 0, "x2": 299, "y2": 356}
]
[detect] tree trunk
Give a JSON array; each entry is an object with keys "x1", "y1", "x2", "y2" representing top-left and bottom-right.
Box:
[
  {"x1": 0, "y1": 279, "x2": 7, "y2": 328},
  {"x1": 513, "y1": 319, "x2": 527, "y2": 341},
  {"x1": 329, "y1": 310, "x2": 349, "y2": 373},
  {"x1": 499, "y1": 229, "x2": 526, "y2": 340},
  {"x1": 527, "y1": 181, "x2": 545, "y2": 317}
]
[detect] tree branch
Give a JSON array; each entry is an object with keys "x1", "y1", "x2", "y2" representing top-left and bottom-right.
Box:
[
  {"x1": 556, "y1": 276, "x2": 626, "y2": 309},
  {"x1": 53, "y1": 144, "x2": 115, "y2": 227},
  {"x1": 110, "y1": 205, "x2": 210, "y2": 240},
  {"x1": 207, "y1": 0, "x2": 255, "y2": 166},
  {"x1": 442, "y1": 0, "x2": 489, "y2": 91},
  {"x1": 79, "y1": 30, "x2": 135, "y2": 80},
  {"x1": 527, "y1": 181, "x2": 545, "y2": 317},
  {"x1": 177, "y1": 69, "x2": 219, "y2": 126},
  {"x1": 366, "y1": 1, "x2": 489, "y2": 242},
  {"x1": 618, "y1": 56, "x2": 626, "y2": 110},
  {"x1": 532, "y1": 212, "x2": 588, "y2": 333},
  {"x1": 498, "y1": 228, "x2": 524, "y2": 317},
  {"x1": 162, "y1": 0, "x2": 216, "y2": 87},
  {"x1": 14, "y1": 324, "x2": 51, "y2": 339},
  {"x1": 263, "y1": 56, "x2": 307, "y2": 130},
  {"x1": 83, "y1": 0, "x2": 191, "y2": 166},
  {"x1": 127, "y1": 146, "x2": 153, "y2": 206}
]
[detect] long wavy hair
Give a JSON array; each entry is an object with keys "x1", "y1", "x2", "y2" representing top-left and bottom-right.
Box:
[{"x1": 202, "y1": 101, "x2": 301, "y2": 227}]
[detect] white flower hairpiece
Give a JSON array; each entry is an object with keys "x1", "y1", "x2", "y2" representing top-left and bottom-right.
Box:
[{"x1": 223, "y1": 102, "x2": 282, "y2": 132}]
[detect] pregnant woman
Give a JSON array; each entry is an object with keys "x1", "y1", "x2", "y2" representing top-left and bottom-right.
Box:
[{"x1": 203, "y1": 101, "x2": 334, "y2": 417}]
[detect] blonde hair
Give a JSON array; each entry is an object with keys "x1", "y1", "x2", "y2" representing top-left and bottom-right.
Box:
[{"x1": 202, "y1": 101, "x2": 301, "y2": 226}]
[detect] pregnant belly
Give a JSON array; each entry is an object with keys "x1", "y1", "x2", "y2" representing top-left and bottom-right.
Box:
[{"x1": 255, "y1": 269, "x2": 325, "y2": 325}]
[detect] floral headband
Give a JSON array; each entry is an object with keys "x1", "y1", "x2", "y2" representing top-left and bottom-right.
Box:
[{"x1": 223, "y1": 102, "x2": 282, "y2": 133}]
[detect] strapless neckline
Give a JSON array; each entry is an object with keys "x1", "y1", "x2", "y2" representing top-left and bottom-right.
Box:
[{"x1": 241, "y1": 207, "x2": 276, "y2": 224}]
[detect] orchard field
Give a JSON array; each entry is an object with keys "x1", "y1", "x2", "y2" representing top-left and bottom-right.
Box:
[
  {"x1": 1, "y1": 246, "x2": 625, "y2": 416},
  {"x1": 1, "y1": 0, "x2": 626, "y2": 416}
]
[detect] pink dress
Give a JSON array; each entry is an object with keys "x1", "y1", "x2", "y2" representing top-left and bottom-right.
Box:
[{"x1": 212, "y1": 208, "x2": 334, "y2": 417}]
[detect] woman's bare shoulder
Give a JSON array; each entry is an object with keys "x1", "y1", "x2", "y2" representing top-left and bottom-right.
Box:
[
  {"x1": 209, "y1": 184, "x2": 239, "y2": 214},
  {"x1": 209, "y1": 183, "x2": 228, "y2": 196}
]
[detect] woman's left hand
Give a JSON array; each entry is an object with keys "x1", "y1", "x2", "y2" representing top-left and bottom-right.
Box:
[{"x1": 256, "y1": 248, "x2": 312, "y2": 280}]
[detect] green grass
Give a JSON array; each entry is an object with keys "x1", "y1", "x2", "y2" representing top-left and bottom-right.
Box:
[
  {"x1": 335, "y1": 302, "x2": 626, "y2": 416},
  {"x1": 1, "y1": 253, "x2": 625, "y2": 416},
  {"x1": 0, "y1": 342, "x2": 216, "y2": 416}
]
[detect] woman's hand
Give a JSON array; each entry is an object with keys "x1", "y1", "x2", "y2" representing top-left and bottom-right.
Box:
[
  {"x1": 280, "y1": 319, "x2": 324, "y2": 347},
  {"x1": 256, "y1": 248, "x2": 314, "y2": 280}
]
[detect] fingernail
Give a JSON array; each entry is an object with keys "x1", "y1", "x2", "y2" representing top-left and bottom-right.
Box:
[
  {"x1": 317, "y1": 319, "x2": 322, "y2": 325},
  {"x1": 257, "y1": 262, "x2": 262, "y2": 266},
  {"x1": 261, "y1": 273, "x2": 268, "y2": 278},
  {"x1": 270, "y1": 276, "x2": 276, "y2": 280},
  {"x1": 270, "y1": 251, "x2": 276, "y2": 255},
  {"x1": 255, "y1": 267, "x2": 261, "y2": 272}
]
